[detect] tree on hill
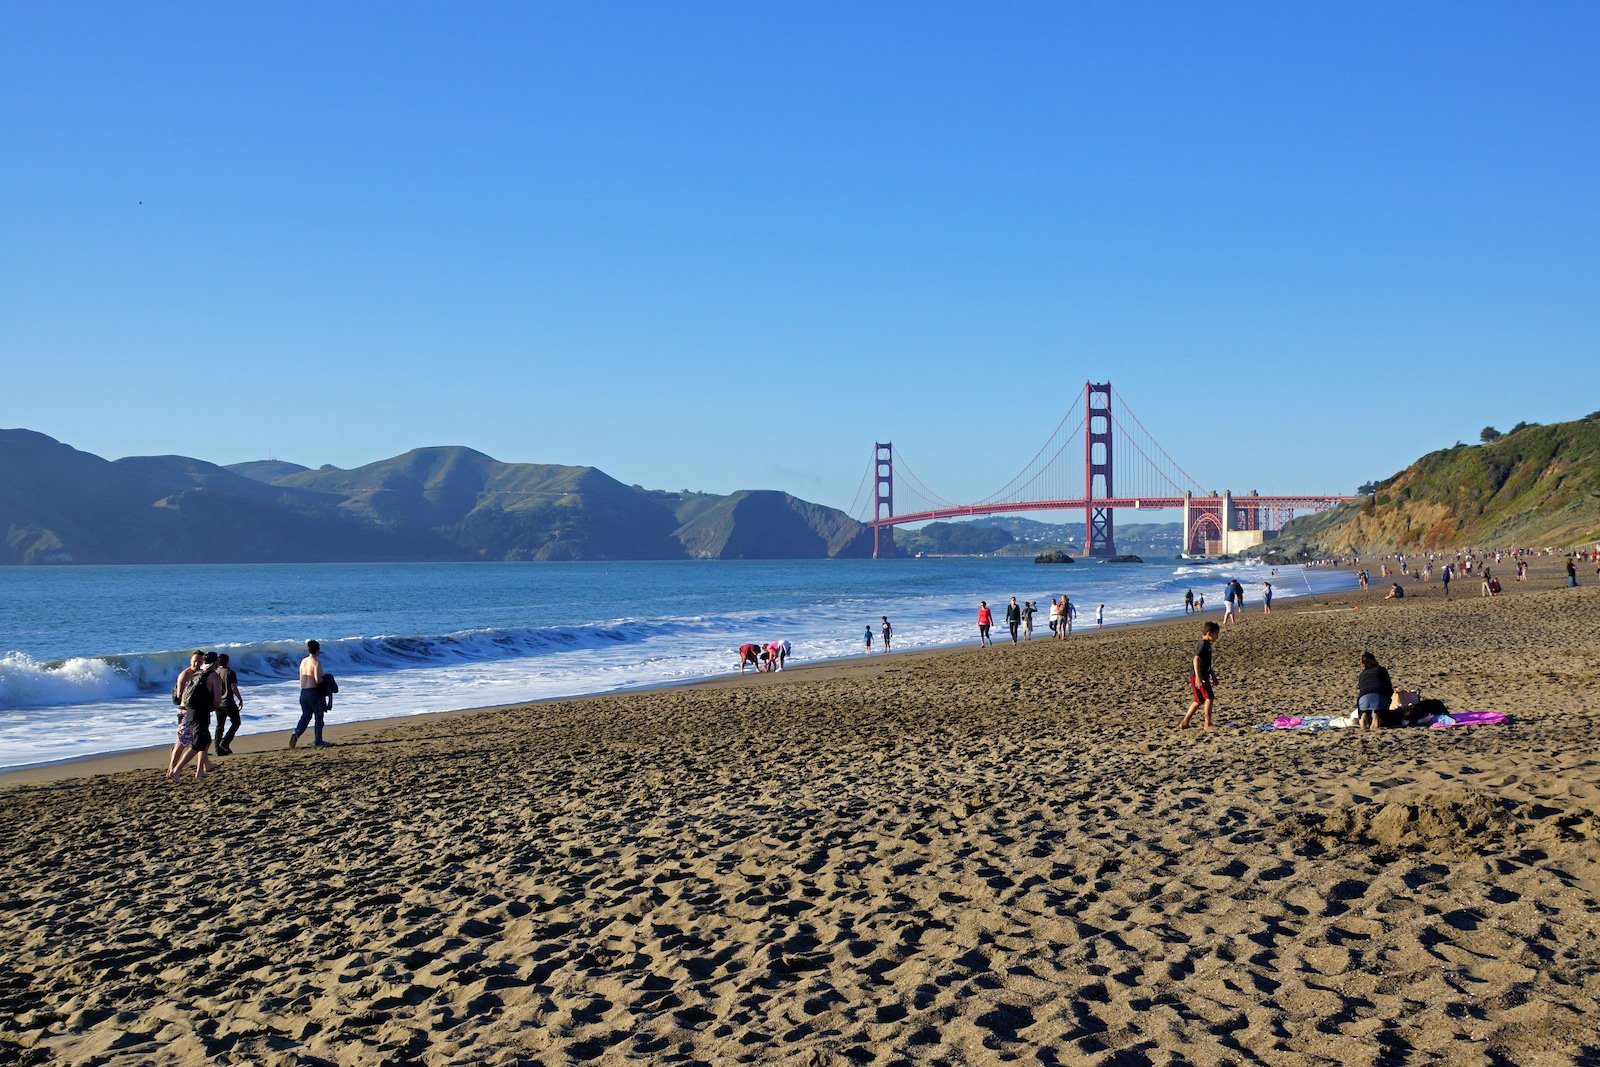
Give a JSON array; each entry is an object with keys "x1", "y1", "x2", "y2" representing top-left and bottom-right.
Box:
[
  {"x1": 1357, "y1": 480, "x2": 1381, "y2": 495},
  {"x1": 1479, "y1": 426, "x2": 1502, "y2": 443}
]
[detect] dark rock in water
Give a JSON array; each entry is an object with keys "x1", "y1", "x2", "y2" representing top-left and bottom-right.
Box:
[
  {"x1": 1033, "y1": 550, "x2": 1075, "y2": 564},
  {"x1": 1100, "y1": 554, "x2": 1144, "y2": 563}
]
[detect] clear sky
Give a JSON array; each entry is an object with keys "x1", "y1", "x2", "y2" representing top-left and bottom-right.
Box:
[{"x1": 3, "y1": 3, "x2": 1596, "y2": 518}]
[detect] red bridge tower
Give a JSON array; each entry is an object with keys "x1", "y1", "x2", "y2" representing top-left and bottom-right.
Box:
[
  {"x1": 1084, "y1": 381, "x2": 1116, "y2": 558},
  {"x1": 872, "y1": 442, "x2": 894, "y2": 559}
]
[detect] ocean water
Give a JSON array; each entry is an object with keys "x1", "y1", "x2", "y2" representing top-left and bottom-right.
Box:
[{"x1": 0, "y1": 558, "x2": 1354, "y2": 769}]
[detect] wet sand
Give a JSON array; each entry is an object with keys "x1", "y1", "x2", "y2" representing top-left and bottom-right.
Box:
[{"x1": 2, "y1": 560, "x2": 1597, "y2": 1065}]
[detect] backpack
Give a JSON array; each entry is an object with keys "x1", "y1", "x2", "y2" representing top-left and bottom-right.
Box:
[{"x1": 181, "y1": 665, "x2": 216, "y2": 720}]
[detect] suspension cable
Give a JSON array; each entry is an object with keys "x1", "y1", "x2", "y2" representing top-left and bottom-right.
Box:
[{"x1": 1110, "y1": 385, "x2": 1207, "y2": 493}]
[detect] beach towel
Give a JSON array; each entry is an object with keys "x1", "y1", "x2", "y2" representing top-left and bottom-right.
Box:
[
  {"x1": 1255, "y1": 714, "x2": 1357, "y2": 731},
  {"x1": 1429, "y1": 710, "x2": 1508, "y2": 729}
]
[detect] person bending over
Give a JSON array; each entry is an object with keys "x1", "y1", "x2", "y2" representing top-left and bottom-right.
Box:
[{"x1": 1356, "y1": 651, "x2": 1394, "y2": 731}]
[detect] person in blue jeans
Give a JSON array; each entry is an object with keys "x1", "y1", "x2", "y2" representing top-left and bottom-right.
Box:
[
  {"x1": 1356, "y1": 651, "x2": 1394, "y2": 731},
  {"x1": 290, "y1": 639, "x2": 333, "y2": 748}
]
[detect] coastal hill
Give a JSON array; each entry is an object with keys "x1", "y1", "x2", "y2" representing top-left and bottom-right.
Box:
[
  {"x1": 1268, "y1": 411, "x2": 1600, "y2": 555},
  {"x1": 0, "y1": 430, "x2": 875, "y2": 563},
  {"x1": 896, "y1": 517, "x2": 1182, "y2": 558}
]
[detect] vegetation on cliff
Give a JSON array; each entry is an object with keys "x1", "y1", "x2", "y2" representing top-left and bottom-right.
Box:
[{"x1": 1269, "y1": 412, "x2": 1600, "y2": 554}]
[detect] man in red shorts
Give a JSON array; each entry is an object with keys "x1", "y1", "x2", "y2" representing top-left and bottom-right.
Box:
[{"x1": 1179, "y1": 621, "x2": 1220, "y2": 729}]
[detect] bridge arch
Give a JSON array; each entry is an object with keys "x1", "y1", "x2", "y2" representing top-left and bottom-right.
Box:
[{"x1": 1187, "y1": 513, "x2": 1223, "y2": 554}]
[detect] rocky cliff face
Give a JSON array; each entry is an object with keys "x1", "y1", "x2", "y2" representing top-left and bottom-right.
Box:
[
  {"x1": 1269, "y1": 414, "x2": 1600, "y2": 555},
  {"x1": 0, "y1": 430, "x2": 874, "y2": 563}
]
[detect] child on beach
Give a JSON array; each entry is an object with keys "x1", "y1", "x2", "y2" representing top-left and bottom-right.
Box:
[
  {"x1": 864, "y1": 625, "x2": 874, "y2": 655},
  {"x1": 1179, "y1": 621, "x2": 1221, "y2": 730}
]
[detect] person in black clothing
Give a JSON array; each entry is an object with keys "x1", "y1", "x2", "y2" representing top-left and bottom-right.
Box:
[
  {"x1": 1384, "y1": 582, "x2": 1405, "y2": 600},
  {"x1": 1568, "y1": 556, "x2": 1579, "y2": 588},
  {"x1": 1356, "y1": 651, "x2": 1394, "y2": 731},
  {"x1": 213, "y1": 652, "x2": 244, "y2": 755},
  {"x1": 1179, "y1": 621, "x2": 1220, "y2": 729},
  {"x1": 1184, "y1": 588, "x2": 1194, "y2": 615},
  {"x1": 1005, "y1": 597, "x2": 1022, "y2": 643}
]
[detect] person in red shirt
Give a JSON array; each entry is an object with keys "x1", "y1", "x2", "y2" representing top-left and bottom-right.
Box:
[
  {"x1": 976, "y1": 601, "x2": 993, "y2": 647},
  {"x1": 737, "y1": 643, "x2": 762, "y2": 674}
]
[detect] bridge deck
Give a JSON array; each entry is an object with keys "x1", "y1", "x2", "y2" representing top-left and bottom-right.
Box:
[{"x1": 870, "y1": 496, "x2": 1353, "y2": 527}]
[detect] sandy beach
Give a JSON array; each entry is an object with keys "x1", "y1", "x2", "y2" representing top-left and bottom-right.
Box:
[{"x1": 2, "y1": 560, "x2": 1597, "y2": 1065}]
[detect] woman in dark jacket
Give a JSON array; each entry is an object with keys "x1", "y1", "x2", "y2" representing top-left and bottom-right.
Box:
[{"x1": 1357, "y1": 651, "x2": 1394, "y2": 731}]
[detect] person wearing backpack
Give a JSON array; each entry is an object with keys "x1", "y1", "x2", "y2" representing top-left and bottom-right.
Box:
[
  {"x1": 213, "y1": 652, "x2": 244, "y2": 756},
  {"x1": 167, "y1": 650, "x2": 223, "y2": 779},
  {"x1": 290, "y1": 640, "x2": 333, "y2": 749}
]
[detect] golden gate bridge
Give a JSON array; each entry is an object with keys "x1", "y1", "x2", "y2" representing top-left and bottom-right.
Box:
[{"x1": 849, "y1": 381, "x2": 1353, "y2": 559}]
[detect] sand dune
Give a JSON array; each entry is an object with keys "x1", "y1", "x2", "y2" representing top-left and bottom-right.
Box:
[{"x1": 2, "y1": 564, "x2": 1597, "y2": 1064}]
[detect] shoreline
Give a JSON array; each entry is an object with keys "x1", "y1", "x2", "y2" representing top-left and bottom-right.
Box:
[{"x1": 0, "y1": 565, "x2": 1353, "y2": 783}]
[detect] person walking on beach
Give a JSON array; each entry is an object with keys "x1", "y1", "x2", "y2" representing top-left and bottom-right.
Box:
[
  {"x1": 1184, "y1": 589, "x2": 1194, "y2": 615},
  {"x1": 1062, "y1": 596, "x2": 1075, "y2": 637},
  {"x1": 213, "y1": 652, "x2": 243, "y2": 755},
  {"x1": 167, "y1": 650, "x2": 204, "y2": 778},
  {"x1": 880, "y1": 616, "x2": 892, "y2": 651},
  {"x1": 290, "y1": 640, "x2": 332, "y2": 749},
  {"x1": 1261, "y1": 581, "x2": 1273, "y2": 615},
  {"x1": 1021, "y1": 601, "x2": 1035, "y2": 640},
  {"x1": 1222, "y1": 585, "x2": 1237, "y2": 625},
  {"x1": 168, "y1": 651, "x2": 223, "y2": 779},
  {"x1": 1048, "y1": 597, "x2": 1061, "y2": 635},
  {"x1": 1005, "y1": 597, "x2": 1022, "y2": 643},
  {"x1": 1179, "y1": 621, "x2": 1220, "y2": 730},
  {"x1": 977, "y1": 601, "x2": 993, "y2": 647},
  {"x1": 1567, "y1": 556, "x2": 1579, "y2": 587},
  {"x1": 1442, "y1": 564, "x2": 1452, "y2": 597},
  {"x1": 1356, "y1": 651, "x2": 1394, "y2": 731}
]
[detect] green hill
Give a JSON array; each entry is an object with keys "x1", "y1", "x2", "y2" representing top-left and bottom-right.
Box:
[
  {"x1": 1, "y1": 430, "x2": 875, "y2": 563},
  {"x1": 1269, "y1": 413, "x2": 1600, "y2": 555}
]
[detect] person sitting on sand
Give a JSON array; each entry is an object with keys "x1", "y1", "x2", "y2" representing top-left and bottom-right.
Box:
[
  {"x1": 1384, "y1": 582, "x2": 1405, "y2": 600},
  {"x1": 1179, "y1": 621, "x2": 1221, "y2": 729},
  {"x1": 1356, "y1": 651, "x2": 1394, "y2": 731}
]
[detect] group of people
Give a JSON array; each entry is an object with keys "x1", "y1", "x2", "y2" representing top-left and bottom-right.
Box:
[
  {"x1": 737, "y1": 638, "x2": 793, "y2": 673},
  {"x1": 164, "y1": 639, "x2": 338, "y2": 780},
  {"x1": 1179, "y1": 579, "x2": 1270, "y2": 621},
  {"x1": 1176, "y1": 619, "x2": 1406, "y2": 733},
  {"x1": 976, "y1": 595, "x2": 1103, "y2": 646}
]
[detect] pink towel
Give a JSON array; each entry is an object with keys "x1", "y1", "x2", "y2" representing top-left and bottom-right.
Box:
[{"x1": 1430, "y1": 710, "x2": 1508, "y2": 729}]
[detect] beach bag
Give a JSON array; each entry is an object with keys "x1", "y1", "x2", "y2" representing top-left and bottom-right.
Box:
[{"x1": 181, "y1": 665, "x2": 216, "y2": 721}]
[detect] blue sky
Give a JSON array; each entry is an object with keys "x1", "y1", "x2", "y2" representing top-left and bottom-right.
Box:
[{"x1": 3, "y1": 3, "x2": 1596, "y2": 518}]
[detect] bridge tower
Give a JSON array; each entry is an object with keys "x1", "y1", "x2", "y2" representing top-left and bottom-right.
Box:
[
  {"x1": 872, "y1": 442, "x2": 894, "y2": 559},
  {"x1": 1084, "y1": 382, "x2": 1116, "y2": 557}
]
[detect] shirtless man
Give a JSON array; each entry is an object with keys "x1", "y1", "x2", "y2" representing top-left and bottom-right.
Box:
[{"x1": 290, "y1": 640, "x2": 332, "y2": 748}]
